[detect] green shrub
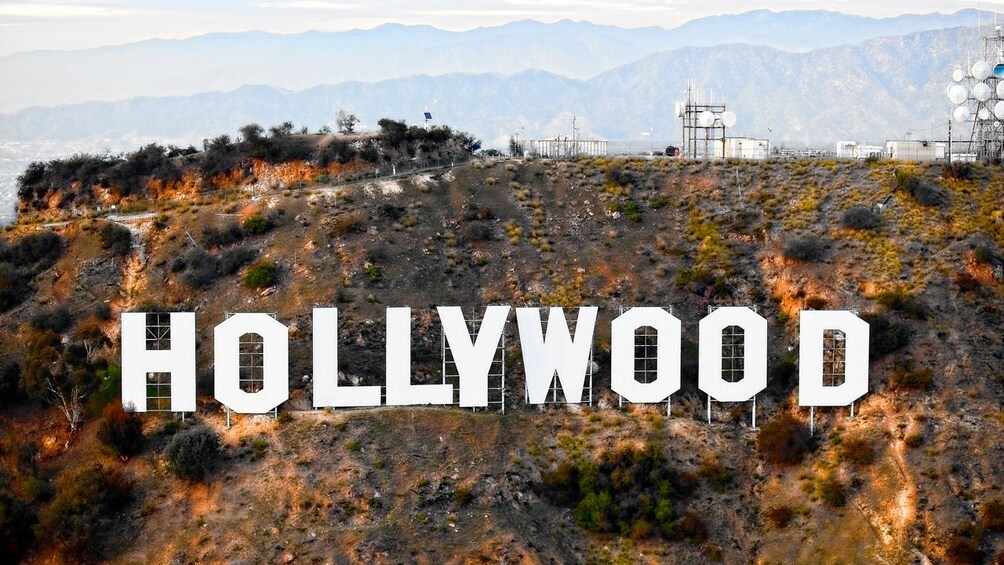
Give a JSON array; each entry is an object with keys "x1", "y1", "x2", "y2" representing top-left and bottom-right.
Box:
[
  {"x1": 757, "y1": 412, "x2": 812, "y2": 465},
  {"x1": 164, "y1": 425, "x2": 221, "y2": 481},
  {"x1": 783, "y1": 236, "x2": 825, "y2": 262},
  {"x1": 842, "y1": 206, "x2": 880, "y2": 230},
  {"x1": 540, "y1": 444, "x2": 693, "y2": 541},
  {"x1": 97, "y1": 403, "x2": 144, "y2": 456},
  {"x1": 463, "y1": 221, "x2": 493, "y2": 242},
  {"x1": 243, "y1": 260, "x2": 277, "y2": 289},
  {"x1": 346, "y1": 440, "x2": 361, "y2": 452},
  {"x1": 240, "y1": 213, "x2": 270, "y2": 235},
  {"x1": 35, "y1": 463, "x2": 130, "y2": 558},
  {"x1": 98, "y1": 223, "x2": 132, "y2": 256}
]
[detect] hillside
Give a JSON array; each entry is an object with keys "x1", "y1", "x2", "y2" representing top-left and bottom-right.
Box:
[{"x1": 0, "y1": 154, "x2": 1003, "y2": 564}]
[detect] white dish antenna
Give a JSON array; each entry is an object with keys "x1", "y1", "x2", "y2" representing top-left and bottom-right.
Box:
[
  {"x1": 698, "y1": 111, "x2": 715, "y2": 127},
  {"x1": 952, "y1": 67, "x2": 966, "y2": 82},
  {"x1": 973, "y1": 82, "x2": 992, "y2": 102},
  {"x1": 721, "y1": 111, "x2": 737, "y2": 128},
  {"x1": 979, "y1": 107, "x2": 992, "y2": 121},
  {"x1": 674, "y1": 101, "x2": 683, "y2": 118},
  {"x1": 948, "y1": 84, "x2": 968, "y2": 105},
  {"x1": 994, "y1": 100, "x2": 1004, "y2": 120},
  {"x1": 953, "y1": 105, "x2": 971, "y2": 123},
  {"x1": 973, "y1": 60, "x2": 992, "y2": 80},
  {"x1": 997, "y1": 81, "x2": 1004, "y2": 99}
]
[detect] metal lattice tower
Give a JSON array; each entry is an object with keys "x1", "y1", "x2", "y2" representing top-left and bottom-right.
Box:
[{"x1": 949, "y1": 23, "x2": 1004, "y2": 162}]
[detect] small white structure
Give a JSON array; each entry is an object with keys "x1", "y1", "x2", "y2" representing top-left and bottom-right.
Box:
[
  {"x1": 886, "y1": 140, "x2": 946, "y2": 162},
  {"x1": 836, "y1": 141, "x2": 885, "y2": 160},
  {"x1": 714, "y1": 137, "x2": 770, "y2": 160}
]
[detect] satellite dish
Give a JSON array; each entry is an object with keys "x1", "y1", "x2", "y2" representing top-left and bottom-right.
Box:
[
  {"x1": 997, "y1": 81, "x2": 1004, "y2": 98},
  {"x1": 995, "y1": 63, "x2": 1004, "y2": 78},
  {"x1": 995, "y1": 100, "x2": 1004, "y2": 120},
  {"x1": 973, "y1": 60, "x2": 992, "y2": 80},
  {"x1": 953, "y1": 105, "x2": 971, "y2": 123},
  {"x1": 973, "y1": 82, "x2": 992, "y2": 102},
  {"x1": 674, "y1": 102, "x2": 683, "y2": 118},
  {"x1": 721, "y1": 111, "x2": 737, "y2": 128},
  {"x1": 979, "y1": 107, "x2": 992, "y2": 121},
  {"x1": 952, "y1": 68, "x2": 966, "y2": 82},
  {"x1": 948, "y1": 84, "x2": 968, "y2": 105},
  {"x1": 698, "y1": 111, "x2": 715, "y2": 127}
]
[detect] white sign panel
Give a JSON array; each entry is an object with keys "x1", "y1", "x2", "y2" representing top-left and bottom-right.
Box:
[
  {"x1": 438, "y1": 305, "x2": 509, "y2": 408},
  {"x1": 214, "y1": 313, "x2": 289, "y2": 414},
  {"x1": 610, "y1": 307, "x2": 681, "y2": 403},
  {"x1": 798, "y1": 310, "x2": 869, "y2": 407},
  {"x1": 385, "y1": 307, "x2": 453, "y2": 406},
  {"x1": 699, "y1": 307, "x2": 767, "y2": 402},
  {"x1": 121, "y1": 312, "x2": 196, "y2": 412},
  {"x1": 312, "y1": 308, "x2": 381, "y2": 408},
  {"x1": 516, "y1": 307, "x2": 597, "y2": 404}
]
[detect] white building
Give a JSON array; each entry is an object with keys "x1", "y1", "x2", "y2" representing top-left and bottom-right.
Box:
[
  {"x1": 886, "y1": 140, "x2": 946, "y2": 162},
  {"x1": 714, "y1": 137, "x2": 770, "y2": 160}
]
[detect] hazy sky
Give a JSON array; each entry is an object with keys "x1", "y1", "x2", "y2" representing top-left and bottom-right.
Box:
[{"x1": 1, "y1": 0, "x2": 1003, "y2": 55}]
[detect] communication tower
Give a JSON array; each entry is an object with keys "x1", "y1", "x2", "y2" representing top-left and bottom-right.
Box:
[
  {"x1": 948, "y1": 21, "x2": 1004, "y2": 162},
  {"x1": 676, "y1": 80, "x2": 737, "y2": 159}
]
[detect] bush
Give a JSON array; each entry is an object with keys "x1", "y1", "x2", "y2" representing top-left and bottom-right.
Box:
[
  {"x1": 35, "y1": 463, "x2": 130, "y2": 557},
  {"x1": 240, "y1": 213, "x2": 271, "y2": 235},
  {"x1": 874, "y1": 286, "x2": 930, "y2": 320},
  {"x1": 539, "y1": 444, "x2": 693, "y2": 541},
  {"x1": 202, "y1": 221, "x2": 244, "y2": 248},
  {"x1": 30, "y1": 305, "x2": 71, "y2": 333},
  {"x1": 98, "y1": 223, "x2": 132, "y2": 256},
  {"x1": 164, "y1": 425, "x2": 221, "y2": 481},
  {"x1": 895, "y1": 170, "x2": 948, "y2": 207},
  {"x1": 783, "y1": 236, "x2": 825, "y2": 262},
  {"x1": 815, "y1": 473, "x2": 846, "y2": 507},
  {"x1": 757, "y1": 412, "x2": 812, "y2": 465},
  {"x1": 0, "y1": 493, "x2": 35, "y2": 562},
  {"x1": 981, "y1": 498, "x2": 1004, "y2": 531},
  {"x1": 842, "y1": 206, "x2": 880, "y2": 230},
  {"x1": 330, "y1": 211, "x2": 367, "y2": 236},
  {"x1": 219, "y1": 246, "x2": 257, "y2": 275},
  {"x1": 243, "y1": 260, "x2": 277, "y2": 289},
  {"x1": 763, "y1": 504, "x2": 796, "y2": 529},
  {"x1": 180, "y1": 249, "x2": 220, "y2": 288},
  {"x1": 945, "y1": 525, "x2": 983, "y2": 565},
  {"x1": 463, "y1": 221, "x2": 493, "y2": 242},
  {"x1": 889, "y1": 365, "x2": 934, "y2": 391},
  {"x1": 97, "y1": 403, "x2": 144, "y2": 456},
  {"x1": 861, "y1": 313, "x2": 911, "y2": 358},
  {"x1": 837, "y1": 435, "x2": 876, "y2": 465}
]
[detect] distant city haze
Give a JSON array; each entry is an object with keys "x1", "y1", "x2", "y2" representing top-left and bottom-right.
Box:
[{"x1": 1, "y1": 0, "x2": 1002, "y2": 55}]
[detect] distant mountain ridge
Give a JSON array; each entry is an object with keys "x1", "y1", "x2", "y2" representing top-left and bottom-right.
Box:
[
  {"x1": 0, "y1": 9, "x2": 982, "y2": 113},
  {"x1": 0, "y1": 26, "x2": 983, "y2": 148}
]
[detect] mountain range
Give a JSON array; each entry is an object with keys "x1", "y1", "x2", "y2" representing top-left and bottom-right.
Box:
[{"x1": 0, "y1": 24, "x2": 986, "y2": 148}]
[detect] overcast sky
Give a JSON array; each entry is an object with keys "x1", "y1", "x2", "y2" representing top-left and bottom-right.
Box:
[{"x1": 1, "y1": 0, "x2": 1003, "y2": 55}]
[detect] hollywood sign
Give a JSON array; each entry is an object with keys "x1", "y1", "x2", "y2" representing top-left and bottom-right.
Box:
[{"x1": 120, "y1": 307, "x2": 868, "y2": 415}]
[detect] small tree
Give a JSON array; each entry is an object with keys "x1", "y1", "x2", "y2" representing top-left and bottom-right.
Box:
[
  {"x1": 336, "y1": 110, "x2": 359, "y2": 134},
  {"x1": 164, "y1": 425, "x2": 221, "y2": 481}
]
